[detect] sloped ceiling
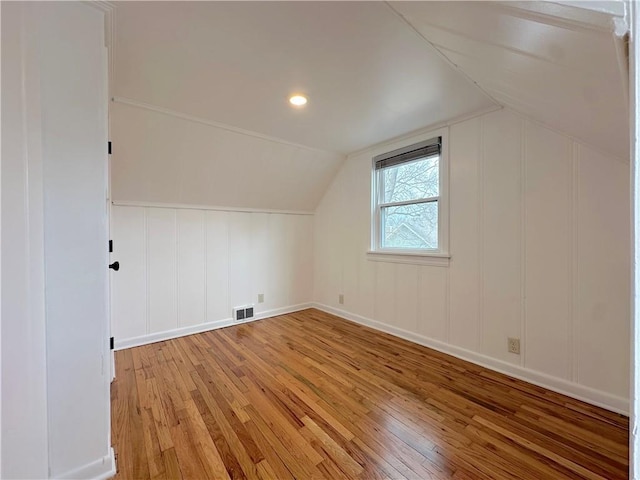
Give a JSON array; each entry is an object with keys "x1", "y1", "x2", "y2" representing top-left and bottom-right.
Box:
[
  {"x1": 110, "y1": 101, "x2": 345, "y2": 212},
  {"x1": 112, "y1": 1, "x2": 629, "y2": 158},
  {"x1": 391, "y1": 1, "x2": 629, "y2": 159},
  {"x1": 112, "y1": 1, "x2": 495, "y2": 155},
  {"x1": 110, "y1": 1, "x2": 629, "y2": 210}
]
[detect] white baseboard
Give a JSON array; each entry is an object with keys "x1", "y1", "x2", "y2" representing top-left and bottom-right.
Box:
[
  {"x1": 56, "y1": 447, "x2": 116, "y2": 480},
  {"x1": 114, "y1": 303, "x2": 313, "y2": 351},
  {"x1": 312, "y1": 303, "x2": 629, "y2": 416}
]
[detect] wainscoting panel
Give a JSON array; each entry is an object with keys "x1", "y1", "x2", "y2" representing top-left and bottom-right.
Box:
[
  {"x1": 111, "y1": 205, "x2": 314, "y2": 347},
  {"x1": 147, "y1": 208, "x2": 178, "y2": 334},
  {"x1": 205, "y1": 210, "x2": 230, "y2": 323}
]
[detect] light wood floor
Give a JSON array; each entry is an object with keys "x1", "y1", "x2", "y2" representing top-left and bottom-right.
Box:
[{"x1": 111, "y1": 308, "x2": 629, "y2": 479}]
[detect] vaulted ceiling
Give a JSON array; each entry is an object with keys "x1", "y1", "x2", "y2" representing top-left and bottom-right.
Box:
[
  {"x1": 390, "y1": 1, "x2": 629, "y2": 159},
  {"x1": 111, "y1": 1, "x2": 629, "y2": 201},
  {"x1": 113, "y1": 1, "x2": 499, "y2": 155}
]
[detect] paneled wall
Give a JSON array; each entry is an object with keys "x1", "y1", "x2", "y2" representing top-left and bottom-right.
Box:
[
  {"x1": 314, "y1": 108, "x2": 630, "y2": 412},
  {"x1": 2, "y1": 4, "x2": 49, "y2": 476},
  {"x1": 111, "y1": 205, "x2": 313, "y2": 348},
  {"x1": 2, "y1": 3, "x2": 114, "y2": 478},
  {"x1": 111, "y1": 101, "x2": 344, "y2": 212}
]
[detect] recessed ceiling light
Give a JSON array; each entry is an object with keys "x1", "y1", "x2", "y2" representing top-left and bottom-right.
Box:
[{"x1": 289, "y1": 95, "x2": 307, "y2": 106}]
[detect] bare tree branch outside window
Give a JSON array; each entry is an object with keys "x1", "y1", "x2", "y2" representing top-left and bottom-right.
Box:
[{"x1": 381, "y1": 156, "x2": 439, "y2": 249}]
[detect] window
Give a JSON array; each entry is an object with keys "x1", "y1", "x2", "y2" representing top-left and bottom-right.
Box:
[{"x1": 371, "y1": 133, "x2": 448, "y2": 260}]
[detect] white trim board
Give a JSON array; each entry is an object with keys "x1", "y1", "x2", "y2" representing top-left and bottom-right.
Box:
[
  {"x1": 112, "y1": 200, "x2": 315, "y2": 216},
  {"x1": 347, "y1": 105, "x2": 502, "y2": 158},
  {"x1": 114, "y1": 303, "x2": 312, "y2": 350},
  {"x1": 312, "y1": 303, "x2": 629, "y2": 415},
  {"x1": 56, "y1": 448, "x2": 115, "y2": 480},
  {"x1": 112, "y1": 96, "x2": 340, "y2": 156}
]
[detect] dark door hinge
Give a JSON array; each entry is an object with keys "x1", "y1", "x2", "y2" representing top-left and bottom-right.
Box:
[
  {"x1": 108, "y1": 141, "x2": 112, "y2": 155},
  {"x1": 109, "y1": 240, "x2": 113, "y2": 253},
  {"x1": 110, "y1": 337, "x2": 114, "y2": 350}
]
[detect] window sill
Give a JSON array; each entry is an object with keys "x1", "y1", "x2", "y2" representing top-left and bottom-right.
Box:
[{"x1": 366, "y1": 250, "x2": 450, "y2": 267}]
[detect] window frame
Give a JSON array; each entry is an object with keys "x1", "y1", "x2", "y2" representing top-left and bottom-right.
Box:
[{"x1": 369, "y1": 128, "x2": 449, "y2": 265}]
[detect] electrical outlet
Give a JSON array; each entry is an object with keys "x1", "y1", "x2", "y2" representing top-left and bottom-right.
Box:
[
  {"x1": 258, "y1": 293, "x2": 264, "y2": 303},
  {"x1": 338, "y1": 294, "x2": 344, "y2": 305},
  {"x1": 508, "y1": 337, "x2": 521, "y2": 355}
]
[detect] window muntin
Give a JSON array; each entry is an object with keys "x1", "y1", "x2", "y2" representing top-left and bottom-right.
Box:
[{"x1": 374, "y1": 136, "x2": 442, "y2": 252}]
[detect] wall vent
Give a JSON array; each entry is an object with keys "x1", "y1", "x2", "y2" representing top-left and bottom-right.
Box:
[{"x1": 233, "y1": 305, "x2": 255, "y2": 322}]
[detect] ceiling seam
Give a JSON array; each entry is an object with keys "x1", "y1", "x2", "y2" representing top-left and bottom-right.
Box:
[
  {"x1": 384, "y1": 2, "x2": 628, "y2": 162},
  {"x1": 493, "y1": 2, "x2": 618, "y2": 35},
  {"x1": 112, "y1": 96, "x2": 345, "y2": 157},
  {"x1": 383, "y1": 1, "x2": 502, "y2": 110},
  {"x1": 503, "y1": 105, "x2": 629, "y2": 164},
  {"x1": 415, "y1": 21, "x2": 604, "y2": 74},
  {"x1": 346, "y1": 104, "x2": 503, "y2": 159}
]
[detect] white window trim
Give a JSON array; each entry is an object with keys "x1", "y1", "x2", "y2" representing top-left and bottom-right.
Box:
[
  {"x1": 365, "y1": 250, "x2": 450, "y2": 267},
  {"x1": 369, "y1": 127, "x2": 450, "y2": 265}
]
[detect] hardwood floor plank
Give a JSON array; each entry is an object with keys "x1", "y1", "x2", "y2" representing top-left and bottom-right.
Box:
[
  {"x1": 244, "y1": 404, "x2": 324, "y2": 479},
  {"x1": 464, "y1": 424, "x2": 585, "y2": 480},
  {"x1": 473, "y1": 415, "x2": 610, "y2": 480},
  {"x1": 254, "y1": 460, "x2": 279, "y2": 480},
  {"x1": 243, "y1": 419, "x2": 296, "y2": 480},
  {"x1": 146, "y1": 377, "x2": 174, "y2": 452},
  {"x1": 349, "y1": 436, "x2": 415, "y2": 480},
  {"x1": 243, "y1": 382, "x2": 325, "y2": 466},
  {"x1": 176, "y1": 398, "x2": 231, "y2": 480},
  {"x1": 314, "y1": 457, "x2": 351, "y2": 480},
  {"x1": 192, "y1": 366, "x2": 265, "y2": 465},
  {"x1": 122, "y1": 348, "x2": 151, "y2": 480},
  {"x1": 190, "y1": 390, "x2": 248, "y2": 480},
  {"x1": 158, "y1": 448, "x2": 181, "y2": 480},
  {"x1": 301, "y1": 416, "x2": 364, "y2": 478},
  {"x1": 141, "y1": 407, "x2": 165, "y2": 479},
  {"x1": 190, "y1": 371, "x2": 263, "y2": 478},
  {"x1": 112, "y1": 308, "x2": 629, "y2": 479}
]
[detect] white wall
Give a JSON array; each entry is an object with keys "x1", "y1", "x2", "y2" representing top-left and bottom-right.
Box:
[
  {"x1": 314, "y1": 108, "x2": 630, "y2": 413},
  {"x1": 2, "y1": 3, "x2": 114, "y2": 478},
  {"x1": 1, "y1": 3, "x2": 49, "y2": 478},
  {"x1": 111, "y1": 101, "x2": 344, "y2": 212},
  {"x1": 38, "y1": 3, "x2": 113, "y2": 478},
  {"x1": 111, "y1": 205, "x2": 313, "y2": 348},
  {"x1": 631, "y1": 0, "x2": 639, "y2": 474}
]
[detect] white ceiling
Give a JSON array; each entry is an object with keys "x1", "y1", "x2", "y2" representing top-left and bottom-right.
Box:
[
  {"x1": 391, "y1": 1, "x2": 629, "y2": 159},
  {"x1": 113, "y1": 1, "x2": 629, "y2": 159},
  {"x1": 113, "y1": 1, "x2": 496, "y2": 155}
]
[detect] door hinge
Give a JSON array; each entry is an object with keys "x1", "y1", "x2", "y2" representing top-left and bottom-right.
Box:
[
  {"x1": 110, "y1": 337, "x2": 114, "y2": 350},
  {"x1": 109, "y1": 239, "x2": 113, "y2": 253},
  {"x1": 108, "y1": 141, "x2": 112, "y2": 155}
]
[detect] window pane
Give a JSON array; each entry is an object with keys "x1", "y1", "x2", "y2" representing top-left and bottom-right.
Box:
[
  {"x1": 381, "y1": 201, "x2": 438, "y2": 249},
  {"x1": 382, "y1": 156, "x2": 439, "y2": 204}
]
